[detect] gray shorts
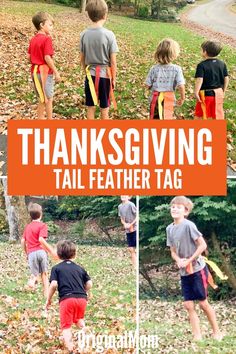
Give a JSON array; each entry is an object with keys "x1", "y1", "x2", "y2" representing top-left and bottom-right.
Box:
[
  {"x1": 28, "y1": 250, "x2": 48, "y2": 276},
  {"x1": 32, "y1": 74, "x2": 54, "y2": 99}
]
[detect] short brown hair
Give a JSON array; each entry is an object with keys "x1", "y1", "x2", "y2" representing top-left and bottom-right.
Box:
[
  {"x1": 201, "y1": 41, "x2": 222, "y2": 57},
  {"x1": 32, "y1": 12, "x2": 54, "y2": 31},
  {"x1": 170, "y1": 196, "x2": 193, "y2": 215},
  {"x1": 86, "y1": 0, "x2": 108, "y2": 22},
  {"x1": 155, "y1": 38, "x2": 180, "y2": 64},
  {"x1": 28, "y1": 203, "x2": 42, "y2": 220},
  {"x1": 57, "y1": 240, "x2": 76, "y2": 260}
]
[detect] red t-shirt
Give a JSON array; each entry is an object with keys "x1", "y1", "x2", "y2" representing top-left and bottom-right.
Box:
[
  {"x1": 22, "y1": 221, "x2": 48, "y2": 254},
  {"x1": 28, "y1": 33, "x2": 54, "y2": 74}
]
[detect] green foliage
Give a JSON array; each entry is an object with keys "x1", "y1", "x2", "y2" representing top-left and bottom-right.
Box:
[
  {"x1": 69, "y1": 220, "x2": 86, "y2": 236},
  {"x1": 138, "y1": 6, "x2": 149, "y2": 18},
  {"x1": 46, "y1": 220, "x2": 60, "y2": 234}
]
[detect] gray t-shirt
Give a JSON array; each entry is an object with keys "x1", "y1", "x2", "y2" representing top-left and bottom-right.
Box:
[
  {"x1": 80, "y1": 27, "x2": 119, "y2": 78},
  {"x1": 118, "y1": 201, "x2": 137, "y2": 233},
  {"x1": 145, "y1": 64, "x2": 185, "y2": 98},
  {"x1": 166, "y1": 218, "x2": 205, "y2": 276}
]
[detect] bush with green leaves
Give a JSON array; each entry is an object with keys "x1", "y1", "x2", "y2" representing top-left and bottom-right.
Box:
[{"x1": 46, "y1": 220, "x2": 60, "y2": 234}]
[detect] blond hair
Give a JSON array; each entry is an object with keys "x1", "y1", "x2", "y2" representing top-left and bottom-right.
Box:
[
  {"x1": 170, "y1": 196, "x2": 193, "y2": 215},
  {"x1": 32, "y1": 12, "x2": 54, "y2": 31},
  {"x1": 28, "y1": 203, "x2": 42, "y2": 220},
  {"x1": 86, "y1": 0, "x2": 108, "y2": 22},
  {"x1": 155, "y1": 38, "x2": 180, "y2": 64}
]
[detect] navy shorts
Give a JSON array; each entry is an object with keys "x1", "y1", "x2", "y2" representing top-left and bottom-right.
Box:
[
  {"x1": 126, "y1": 231, "x2": 136, "y2": 248},
  {"x1": 85, "y1": 76, "x2": 110, "y2": 108},
  {"x1": 181, "y1": 266, "x2": 208, "y2": 301}
]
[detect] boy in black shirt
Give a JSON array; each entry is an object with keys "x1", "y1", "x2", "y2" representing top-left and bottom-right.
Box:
[
  {"x1": 194, "y1": 41, "x2": 229, "y2": 119},
  {"x1": 46, "y1": 240, "x2": 92, "y2": 353}
]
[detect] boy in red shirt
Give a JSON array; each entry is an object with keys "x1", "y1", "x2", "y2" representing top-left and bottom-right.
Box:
[
  {"x1": 46, "y1": 240, "x2": 92, "y2": 353},
  {"x1": 21, "y1": 203, "x2": 57, "y2": 298},
  {"x1": 28, "y1": 12, "x2": 61, "y2": 119}
]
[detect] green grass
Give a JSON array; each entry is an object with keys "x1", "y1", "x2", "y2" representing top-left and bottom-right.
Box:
[{"x1": 0, "y1": 241, "x2": 136, "y2": 353}]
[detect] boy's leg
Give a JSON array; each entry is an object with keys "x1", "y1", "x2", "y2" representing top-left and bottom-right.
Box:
[
  {"x1": 37, "y1": 102, "x2": 45, "y2": 119},
  {"x1": 28, "y1": 274, "x2": 38, "y2": 290},
  {"x1": 199, "y1": 299, "x2": 222, "y2": 339},
  {"x1": 183, "y1": 301, "x2": 202, "y2": 340},
  {"x1": 87, "y1": 106, "x2": 96, "y2": 119},
  {"x1": 128, "y1": 247, "x2": 136, "y2": 268},
  {"x1": 100, "y1": 107, "x2": 109, "y2": 119},
  {"x1": 45, "y1": 98, "x2": 53, "y2": 119},
  {"x1": 62, "y1": 328, "x2": 74, "y2": 351},
  {"x1": 41, "y1": 272, "x2": 49, "y2": 298},
  {"x1": 76, "y1": 318, "x2": 86, "y2": 328}
]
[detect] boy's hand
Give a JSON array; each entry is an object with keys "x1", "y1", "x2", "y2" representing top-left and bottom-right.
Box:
[
  {"x1": 51, "y1": 250, "x2": 59, "y2": 260},
  {"x1": 195, "y1": 92, "x2": 202, "y2": 103},
  {"x1": 45, "y1": 299, "x2": 51, "y2": 309},
  {"x1": 181, "y1": 259, "x2": 191, "y2": 268},
  {"x1": 124, "y1": 223, "x2": 131, "y2": 229},
  {"x1": 177, "y1": 98, "x2": 185, "y2": 106},
  {"x1": 54, "y1": 72, "x2": 61, "y2": 82},
  {"x1": 177, "y1": 258, "x2": 188, "y2": 268},
  {"x1": 112, "y1": 79, "x2": 116, "y2": 90}
]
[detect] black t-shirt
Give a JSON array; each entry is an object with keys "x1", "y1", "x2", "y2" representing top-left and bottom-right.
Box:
[
  {"x1": 195, "y1": 59, "x2": 228, "y2": 96},
  {"x1": 50, "y1": 260, "x2": 91, "y2": 301}
]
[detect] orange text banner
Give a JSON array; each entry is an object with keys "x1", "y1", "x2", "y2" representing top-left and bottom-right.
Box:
[{"x1": 8, "y1": 120, "x2": 227, "y2": 196}]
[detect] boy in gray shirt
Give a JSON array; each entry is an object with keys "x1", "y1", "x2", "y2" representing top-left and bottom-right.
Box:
[
  {"x1": 118, "y1": 196, "x2": 137, "y2": 268},
  {"x1": 166, "y1": 196, "x2": 222, "y2": 341},
  {"x1": 80, "y1": 0, "x2": 118, "y2": 120}
]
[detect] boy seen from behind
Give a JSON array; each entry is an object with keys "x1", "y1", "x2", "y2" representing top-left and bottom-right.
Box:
[{"x1": 80, "y1": 0, "x2": 118, "y2": 119}]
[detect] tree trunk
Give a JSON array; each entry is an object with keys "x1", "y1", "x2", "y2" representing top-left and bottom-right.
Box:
[
  {"x1": 81, "y1": 0, "x2": 87, "y2": 13},
  {"x1": 211, "y1": 231, "x2": 236, "y2": 291},
  {"x1": 2, "y1": 179, "x2": 29, "y2": 242}
]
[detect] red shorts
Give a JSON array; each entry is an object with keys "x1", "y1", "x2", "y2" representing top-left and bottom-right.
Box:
[
  {"x1": 195, "y1": 96, "x2": 216, "y2": 119},
  {"x1": 59, "y1": 297, "x2": 87, "y2": 330}
]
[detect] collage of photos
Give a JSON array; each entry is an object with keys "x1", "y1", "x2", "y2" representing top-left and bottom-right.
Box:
[{"x1": 1, "y1": 0, "x2": 236, "y2": 353}]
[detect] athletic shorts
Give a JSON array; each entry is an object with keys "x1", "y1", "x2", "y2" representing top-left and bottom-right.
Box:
[
  {"x1": 32, "y1": 74, "x2": 54, "y2": 99},
  {"x1": 181, "y1": 266, "x2": 208, "y2": 301},
  {"x1": 126, "y1": 231, "x2": 136, "y2": 248},
  {"x1": 85, "y1": 76, "x2": 110, "y2": 108},
  {"x1": 195, "y1": 96, "x2": 216, "y2": 119},
  {"x1": 28, "y1": 249, "x2": 48, "y2": 276},
  {"x1": 59, "y1": 297, "x2": 87, "y2": 330}
]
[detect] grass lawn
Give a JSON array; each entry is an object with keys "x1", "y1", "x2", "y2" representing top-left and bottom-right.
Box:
[
  {"x1": 0, "y1": 1, "x2": 236, "y2": 140},
  {"x1": 0, "y1": 241, "x2": 136, "y2": 353}
]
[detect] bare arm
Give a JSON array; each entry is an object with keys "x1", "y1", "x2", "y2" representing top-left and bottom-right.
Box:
[
  {"x1": 21, "y1": 238, "x2": 27, "y2": 256},
  {"x1": 223, "y1": 76, "x2": 229, "y2": 93},
  {"x1": 39, "y1": 237, "x2": 58, "y2": 259},
  {"x1": 85, "y1": 280, "x2": 92, "y2": 291},
  {"x1": 80, "y1": 52, "x2": 86, "y2": 71},
  {"x1": 110, "y1": 52, "x2": 117, "y2": 89},
  {"x1": 45, "y1": 280, "x2": 57, "y2": 309},
  {"x1": 44, "y1": 55, "x2": 61, "y2": 82},
  {"x1": 177, "y1": 84, "x2": 185, "y2": 106},
  {"x1": 194, "y1": 77, "x2": 203, "y2": 102}
]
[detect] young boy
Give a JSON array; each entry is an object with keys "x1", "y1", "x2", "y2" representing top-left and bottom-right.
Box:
[
  {"x1": 118, "y1": 196, "x2": 137, "y2": 267},
  {"x1": 194, "y1": 40, "x2": 229, "y2": 119},
  {"x1": 80, "y1": 0, "x2": 118, "y2": 119},
  {"x1": 166, "y1": 196, "x2": 222, "y2": 341},
  {"x1": 28, "y1": 12, "x2": 61, "y2": 119},
  {"x1": 21, "y1": 203, "x2": 57, "y2": 298},
  {"x1": 46, "y1": 240, "x2": 92, "y2": 353}
]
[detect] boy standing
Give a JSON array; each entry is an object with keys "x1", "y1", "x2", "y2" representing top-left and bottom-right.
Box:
[
  {"x1": 80, "y1": 0, "x2": 118, "y2": 119},
  {"x1": 194, "y1": 40, "x2": 229, "y2": 119},
  {"x1": 166, "y1": 196, "x2": 222, "y2": 341},
  {"x1": 118, "y1": 196, "x2": 137, "y2": 267},
  {"x1": 46, "y1": 240, "x2": 92, "y2": 353},
  {"x1": 28, "y1": 12, "x2": 61, "y2": 119},
  {"x1": 21, "y1": 203, "x2": 57, "y2": 298}
]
